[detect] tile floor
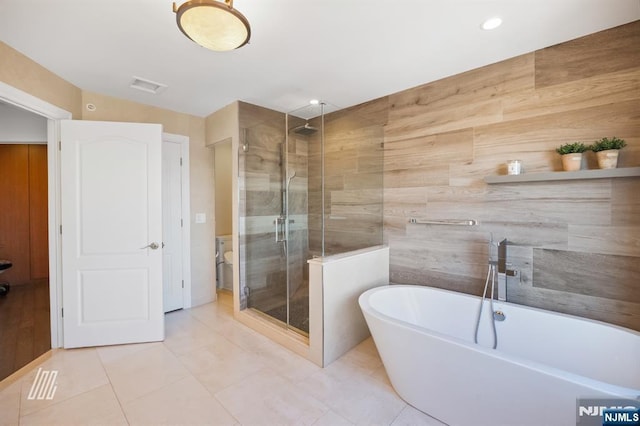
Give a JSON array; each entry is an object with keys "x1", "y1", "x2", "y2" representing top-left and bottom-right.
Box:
[{"x1": 0, "y1": 295, "x2": 446, "y2": 425}]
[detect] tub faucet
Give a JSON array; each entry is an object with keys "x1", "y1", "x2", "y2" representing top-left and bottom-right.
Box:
[{"x1": 497, "y1": 239, "x2": 518, "y2": 301}]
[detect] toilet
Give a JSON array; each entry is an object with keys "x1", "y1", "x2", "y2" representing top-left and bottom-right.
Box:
[{"x1": 215, "y1": 235, "x2": 233, "y2": 291}]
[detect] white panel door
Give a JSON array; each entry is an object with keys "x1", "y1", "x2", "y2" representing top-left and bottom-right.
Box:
[
  {"x1": 60, "y1": 120, "x2": 163, "y2": 348},
  {"x1": 162, "y1": 139, "x2": 184, "y2": 312}
]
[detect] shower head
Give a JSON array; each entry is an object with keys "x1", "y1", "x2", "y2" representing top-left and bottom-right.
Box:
[{"x1": 290, "y1": 122, "x2": 318, "y2": 136}]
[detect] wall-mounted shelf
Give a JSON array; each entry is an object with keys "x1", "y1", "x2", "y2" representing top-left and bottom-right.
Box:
[{"x1": 484, "y1": 166, "x2": 640, "y2": 184}]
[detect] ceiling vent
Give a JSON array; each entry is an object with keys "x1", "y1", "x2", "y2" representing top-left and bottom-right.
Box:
[{"x1": 129, "y1": 76, "x2": 168, "y2": 94}]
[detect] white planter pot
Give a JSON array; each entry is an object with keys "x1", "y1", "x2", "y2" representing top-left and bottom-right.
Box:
[
  {"x1": 561, "y1": 153, "x2": 583, "y2": 171},
  {"x1": 595, "y1": 149, "x2": 619, "y2": 169}
]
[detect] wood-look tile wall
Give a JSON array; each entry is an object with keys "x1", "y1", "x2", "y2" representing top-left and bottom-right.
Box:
[
  {"x1": 379, "y1": 21, "x2": 640, "y2": 331},
  {"x1": 307, "y1": 110, "x2": 385, "y2": 256}
]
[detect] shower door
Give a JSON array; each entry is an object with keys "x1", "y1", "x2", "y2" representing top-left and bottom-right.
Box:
[
  {"x1": 238, "y1": 103, "x2": 319, "y2": 335},
  {"x1": 281, "y1": 107, "x2": 319, "y2": 334}
]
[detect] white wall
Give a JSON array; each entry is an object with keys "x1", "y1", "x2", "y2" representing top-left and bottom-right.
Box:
[
  {"x1": 214, "y1": 140, "x2": 233, "y2": 236},
  {"x1": 185, "y1": 116, "x2": 217, "y2": 306},
  {"x1": 205, "y1": 102, "x2": 237, "y2": 146},
  {"x1": 0, "y1": 101, "x2": 46, "y2": 142},
  {"x1": 205, "y1": 102, "x2": 239, "y2": 306}
]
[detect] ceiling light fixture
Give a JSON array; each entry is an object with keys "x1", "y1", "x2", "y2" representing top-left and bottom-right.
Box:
[
  {"x1": 173, "y1": 0, "x2": 251, "y2": 52},
  {"x1": 481, "y1": 17, "x2": 503, "y2": 30}
]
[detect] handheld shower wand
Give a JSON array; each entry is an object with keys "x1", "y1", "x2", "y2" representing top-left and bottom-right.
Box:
[{"x1": 474, "y1": 234, "x2": 499, "y2": 349}]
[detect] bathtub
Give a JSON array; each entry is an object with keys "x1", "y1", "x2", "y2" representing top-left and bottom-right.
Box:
[{"x1": 359, "y1": 285, "x2": 640, "y2": 426}]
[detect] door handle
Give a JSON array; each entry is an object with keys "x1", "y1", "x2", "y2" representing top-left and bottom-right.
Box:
[
  {"x1": 140, "y1": 242, "x2": 160, "y2": 250},
  {"x1": 274, "y1": 217, "x2": 282, "y2": 242},
  {"x1": 274, "y1": 216, "x2": 286, "y2": 242}
]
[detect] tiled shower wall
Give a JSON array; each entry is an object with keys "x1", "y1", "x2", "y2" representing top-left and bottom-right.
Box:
[
  {"x1": 238, "y1": 101, "x2": 385, "y2": 302},
  {"x1": 308, "y1": 109, "x2": 385, "y2": 256},
  {"x1": 368, "y1": 21, "x2": 639, "y2": 330}
]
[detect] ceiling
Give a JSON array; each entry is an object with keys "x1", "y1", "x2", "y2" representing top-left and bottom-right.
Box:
[{"x1": 1, "y1": 1, "x2": 638, "y2": 118}]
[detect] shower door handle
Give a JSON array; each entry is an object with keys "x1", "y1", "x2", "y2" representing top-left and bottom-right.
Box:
[{"x1": 274, "y1": 216, "x2": 286, "y2": 242}]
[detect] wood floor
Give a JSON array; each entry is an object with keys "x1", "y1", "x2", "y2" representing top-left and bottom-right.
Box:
[{"x1": 0, "y1": 279, "x2": 50, "y2": 381}]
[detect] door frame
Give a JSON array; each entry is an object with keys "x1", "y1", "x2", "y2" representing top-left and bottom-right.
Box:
[
  {"x1": 162, "y1": 132, "x2": 192, "y2": 309},
  {"x1": 0, "y1": 81, "x2": 71, "y2": 348}
]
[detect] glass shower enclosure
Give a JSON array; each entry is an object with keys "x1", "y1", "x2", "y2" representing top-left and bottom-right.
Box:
[{"x1": 237, "y1": 101, "x2": 383, "y2": 336}]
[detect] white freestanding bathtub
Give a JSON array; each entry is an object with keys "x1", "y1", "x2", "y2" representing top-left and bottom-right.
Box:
[{"x1": 359, "y1": 285, "x2": 640, "y2": 426}]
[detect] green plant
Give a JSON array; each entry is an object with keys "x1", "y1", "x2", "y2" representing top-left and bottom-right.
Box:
[
  {"x1": 590, "y1": 137, "x2": 627, "y2": 152},
  {"x1": 556, "y1": 142, "x2": 588, "y2": 155}
]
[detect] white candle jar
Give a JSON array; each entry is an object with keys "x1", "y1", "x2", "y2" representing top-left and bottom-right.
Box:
[{"x1": 507, "y1": 160, "x2": 522, "y2": 175}]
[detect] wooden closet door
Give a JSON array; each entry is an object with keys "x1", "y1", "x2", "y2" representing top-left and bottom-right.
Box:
[
  {"x1": 29, "y1": 145, "x2": 48, "y2": 280},
  {"x1": 0, "y1": 145, "x2": 30, "y2": 284},
  {"x1": 0, "y1": 144, "x2": 48, "y2": 284}
]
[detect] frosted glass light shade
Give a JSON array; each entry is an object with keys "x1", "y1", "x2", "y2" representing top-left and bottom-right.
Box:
[{"x1": 174, "y1": 0, "x2": 251, "y2": 51}]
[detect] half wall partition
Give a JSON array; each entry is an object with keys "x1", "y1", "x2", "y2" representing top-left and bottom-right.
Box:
[{"x1": 237, "y1": 101, "x2": 384, "y2": 337}]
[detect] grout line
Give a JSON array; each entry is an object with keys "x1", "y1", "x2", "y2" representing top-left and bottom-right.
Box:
[{"x1": 95, "y1": 346, "x2": 131, "y2": 425}]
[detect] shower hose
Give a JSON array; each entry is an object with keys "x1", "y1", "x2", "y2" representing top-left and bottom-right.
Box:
[{"x1": 474, "y1": 262, "x2": 498, "y2": 349}]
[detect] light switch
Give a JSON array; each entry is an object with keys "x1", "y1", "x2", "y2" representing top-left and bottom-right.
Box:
[{"x1": 195, "y1": 213, "x2": 206, "y2": 224}]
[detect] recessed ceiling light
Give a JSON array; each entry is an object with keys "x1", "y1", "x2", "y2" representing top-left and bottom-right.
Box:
[
  {"x1": 481, "y1": 17, "x2": 502, "y2": 30},
  {"x1": 309, "y1": 99, "x2": 320, "y2": 105}
]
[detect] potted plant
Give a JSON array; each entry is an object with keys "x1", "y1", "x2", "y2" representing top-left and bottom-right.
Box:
[
  {"x1": 556, "y1": 142, "x2": 587, "y2": 171},
  {"x1": 590, "y1": 137, "x2": 627, "y2": 169}
]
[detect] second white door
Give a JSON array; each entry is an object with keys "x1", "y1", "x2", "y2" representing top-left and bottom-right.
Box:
[{"x1": 162, "y1": 139, "x2": 185, "y2": 312}]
